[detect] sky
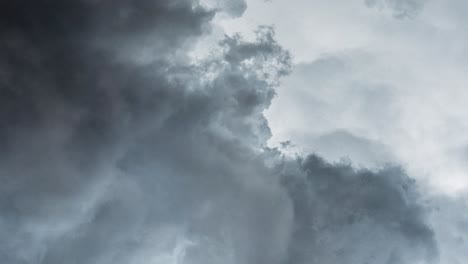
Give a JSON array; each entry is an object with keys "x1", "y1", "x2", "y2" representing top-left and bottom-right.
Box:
[
  {"x1": 221, "y1": 0, "x2": 468, "y2": 193},
  {"x1": 0, "y1": 1, "x2": 467, "y2": 264}
]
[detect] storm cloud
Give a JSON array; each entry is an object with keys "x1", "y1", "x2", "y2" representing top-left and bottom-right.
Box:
[
  {"x1": 0, "y1": 1, "x2": 439, "y2": 264},
  {"x1": 282, "y1": 156, "x2": 437, "y2": 264}
]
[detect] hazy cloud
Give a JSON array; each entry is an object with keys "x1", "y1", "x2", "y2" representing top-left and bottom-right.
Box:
[
  {"x1": 311, "y1": 130, "x2": 396, "y2": 167},
  {"x1": 364, "y1": 0, "x2": 427, "y2": 19}
]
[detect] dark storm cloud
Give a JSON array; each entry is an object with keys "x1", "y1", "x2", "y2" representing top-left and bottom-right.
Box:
[
  {"x1": 364, "y1": 0, "x2": 426, "y2": 19},
  {"x1": 0, "y1": 1, "x2": 437, "y2": 264},
  {"x1": 0, "y1": 1, "x2": 291, "y2": 263},
  {"x1": 281, "y1": 155, "x2": 437, "y2": 264}
]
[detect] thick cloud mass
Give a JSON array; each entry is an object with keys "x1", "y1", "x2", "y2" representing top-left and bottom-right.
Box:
[
  {"x1": 282, "y1": 156, "x2": 437, "y2": 264},
  {"x1": 0, "y1": 1, "x2": 437, "y2": 264}
]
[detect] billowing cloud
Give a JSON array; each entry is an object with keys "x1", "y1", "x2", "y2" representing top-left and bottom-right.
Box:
[
  {"x1": 0, "y1": 1, "x2": 438, "y2": 264},
  {"x1": 282, "y1": 155, "x2": 437, "y2": 264}
]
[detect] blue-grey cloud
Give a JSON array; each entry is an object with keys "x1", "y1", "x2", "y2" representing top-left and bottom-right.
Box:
[
  {"x1": 0, "y1": 1, "x2": 438, "y2": 264},
  {"x1": 282, "y1": 155, "x2": 437, "y2": 264}
]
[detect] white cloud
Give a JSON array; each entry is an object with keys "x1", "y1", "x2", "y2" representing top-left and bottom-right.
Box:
[{"x1": 219, "y1": 0, "x2": 468, "y2": 194}]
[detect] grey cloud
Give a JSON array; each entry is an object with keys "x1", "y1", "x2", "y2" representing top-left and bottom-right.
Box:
[
  {"x1": 0, "y1": 1, "x2": 292, "y2": 263},
  {"x1": 429, "y1": 194, "x2": 468, "y2": 264},
  {"x1": 364, "y1": 0, "x2": 426, "y2": 19},
  {"x1": 0, "y1": 1, "x2": 437, "y2": 264},
  {"x1": 218, "y1": 0, "x2": 247, "y2": 17},
  {"x1": 281, "y1": 155, "x2": 437, "y2": 264}
]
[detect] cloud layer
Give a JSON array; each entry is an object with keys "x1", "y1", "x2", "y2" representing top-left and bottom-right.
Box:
[{"x1": 0, "y1": 1, "x2": 442, "y2": 264}]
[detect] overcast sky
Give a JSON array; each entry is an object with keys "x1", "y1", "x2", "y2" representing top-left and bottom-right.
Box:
[
  {"x1": 1, "y1": 1, "x2": 468, "y2": 264},
  {"x1": 219, "y1": 0, "x2": 468, "y2": 194}
]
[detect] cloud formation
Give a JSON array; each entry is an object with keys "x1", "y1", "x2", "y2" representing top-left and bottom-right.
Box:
[
  {"x1": 0, "y1": 1, "x2": 438, "y2": 264},
  {"x1": 282, "y1": 155, "x2": 437, "y2": 264}
]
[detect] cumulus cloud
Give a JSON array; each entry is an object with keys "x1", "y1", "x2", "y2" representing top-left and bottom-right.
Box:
[{"x1": 0, "y1": 1, "x2": 438, "y2": 264}]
